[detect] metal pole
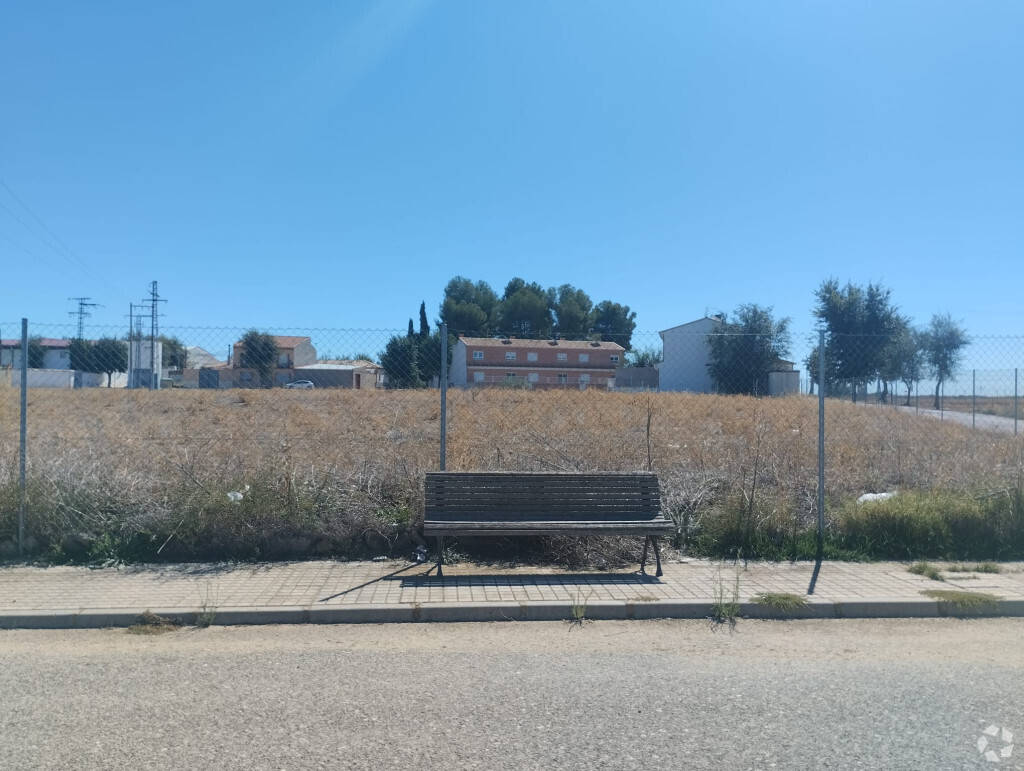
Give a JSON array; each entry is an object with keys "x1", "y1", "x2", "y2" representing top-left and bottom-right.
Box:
[
  {"x1": 817, "y1": 330, "x2": 825, "y2": 549},
  {"x1": 972, "y1": 369, "x2": 976, "y2": 428},
  {"x1": 19, "y1": 318, "x2": 28, "y2": 557},
  {"x1": 440, "y1": 323, "x2": 448, "y2": 471},
  {"x1": 1015, "y1": 368, "x2": 1018, "y2": 436}
]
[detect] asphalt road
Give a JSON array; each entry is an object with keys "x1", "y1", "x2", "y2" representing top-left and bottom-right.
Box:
[{"x1": 2, "y1": 619, "x2": 1023, "y2": 770}]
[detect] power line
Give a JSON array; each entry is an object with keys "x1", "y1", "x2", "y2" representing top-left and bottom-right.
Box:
[
  {"x1": 0, "y1": 229, "x2": 77, "y2": 282},
  {"x1": 0, "y1": 174, "x2": 132, "y2": 303},
  {"x1": 0, "y1": 177, "x2": 82, "y2": 263}
]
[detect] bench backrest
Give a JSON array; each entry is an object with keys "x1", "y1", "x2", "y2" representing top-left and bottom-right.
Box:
[{"x1": 424, "y1": 472, "x2": 661, "y2": 523}]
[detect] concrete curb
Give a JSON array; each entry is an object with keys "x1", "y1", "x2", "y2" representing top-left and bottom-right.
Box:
[{"x1": 3, "y1": 597, "x2": 1024, "y2": 629}]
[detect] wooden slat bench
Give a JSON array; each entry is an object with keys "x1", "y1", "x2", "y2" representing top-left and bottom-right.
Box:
[{"x1": 423, "y1": 471, "x2": 674, "y2": 578}]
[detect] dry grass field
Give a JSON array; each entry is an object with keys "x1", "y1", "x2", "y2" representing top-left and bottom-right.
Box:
[{"x1": 1, "y1": 386, "x2": 1022, "y2": 563}]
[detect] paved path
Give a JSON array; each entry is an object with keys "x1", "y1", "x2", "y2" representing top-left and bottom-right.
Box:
[{"x1": 2, "y1": 558, "x2": 1023, "y2": 627}]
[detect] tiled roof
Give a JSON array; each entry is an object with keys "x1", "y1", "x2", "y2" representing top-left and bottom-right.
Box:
[
  {"x1": 457, "y1": 336, "x2": 625, "y2": 352},
  {"x1": 233, "y1": 335, "x2": 311, "y2": 348},
  {"x1": 1, "y1": 338, "x2": 70, "y2": 348}
]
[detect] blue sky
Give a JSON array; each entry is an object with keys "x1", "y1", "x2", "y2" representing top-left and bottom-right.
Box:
[{"x1": 2, "y1": 1, "x2": 1022, "y2": 350}]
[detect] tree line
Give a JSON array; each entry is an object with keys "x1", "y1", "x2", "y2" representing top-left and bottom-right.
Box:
[
  {"x1": 21, "y1": 334, "x2": 189, "y2": 387},
  {"x1": 704, "y1": 279, "x2": 969, "y2": 406},
  {"x1": 439, "y1": 276, "x2": 638, "y2": 346},
  {"x1": 380, "y1": 277, "x2": 639, "y2": 388}
]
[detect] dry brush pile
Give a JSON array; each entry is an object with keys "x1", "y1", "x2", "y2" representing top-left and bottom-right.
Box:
[{"x1": 1, "y1": 386, "x2": 1022, "y2": 564}]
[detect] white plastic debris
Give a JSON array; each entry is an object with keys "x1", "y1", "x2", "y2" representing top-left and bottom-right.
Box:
[
  {"x1": 857, "y1": 492, "x2": 896, "y2": 504},
  {"x1": 227, "y1": 485, "x2": 250, "y2": 503}
]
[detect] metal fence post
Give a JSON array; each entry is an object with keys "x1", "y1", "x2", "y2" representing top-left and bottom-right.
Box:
[
  {"x1": 817, "y1": 330, "x2": 825, "y2": 551},
  {"x1": 972, "y1": 369, "x2": 976, "y2": 428},
  {"x1": 19, "y1": 318, "x2": 28, "y2": 557},
  {"x1": 1015, "y1": 368, "x2": 1018, "y2": 436},
  {"x1": 440, "y1": 323, "x2": 448, "y2": 471}
]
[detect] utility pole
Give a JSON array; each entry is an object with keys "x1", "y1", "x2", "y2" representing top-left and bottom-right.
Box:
[
  {"x1": 68, "y1": 297, "x2": 102, "y2": 340},
  {"x1": 142, "y1": 281, "x2": 166, "y2": 389}
]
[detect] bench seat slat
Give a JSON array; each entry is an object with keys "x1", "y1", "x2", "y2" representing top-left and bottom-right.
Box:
[{"x1": 424, "y1": 521, "x2": 674, "y2": 537}]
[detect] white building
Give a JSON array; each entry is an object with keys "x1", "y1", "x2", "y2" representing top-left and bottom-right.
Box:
[
  {"x1": 659, "y1": 317, "x2": 724, "y2": 393},
  {"x1": 659, "y1": 316, "x2": 800, "y2": 396},
  {"x1": 127, "y1": 338, "x2": 164, "y2": 389}
]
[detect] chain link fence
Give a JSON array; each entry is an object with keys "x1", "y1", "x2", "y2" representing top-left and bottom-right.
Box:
[{"x1": 2, "y1": 321, "x2": 1023, "y2": 563}]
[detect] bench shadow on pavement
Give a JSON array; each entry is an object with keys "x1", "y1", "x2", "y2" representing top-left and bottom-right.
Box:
[
  {"x1": 393, "y1": 571, "x2": 664, "y2": 588},
  {"x1": 317, "y1": 568, "x2": 662, "y2": 602}
]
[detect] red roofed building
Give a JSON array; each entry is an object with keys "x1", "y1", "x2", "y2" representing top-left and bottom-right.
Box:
[{"x1": 450, "y1": 336, "x2": 625, "y2": 390}]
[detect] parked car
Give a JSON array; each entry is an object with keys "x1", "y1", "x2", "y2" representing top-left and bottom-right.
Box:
[{"x1": 284, "y1": 380, "x2": 315, "y2": 389}]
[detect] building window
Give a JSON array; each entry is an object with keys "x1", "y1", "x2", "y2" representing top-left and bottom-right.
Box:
[
  {"x1": 506, "y1": 372, "x2": 517, "y2": 380},
  {"x1": 558, "y1": 373, "x2": 568, "y2": 384},
  {"x1": 527, "y1": 373, "x2": 539, "y2": 383},
  {"x1": 505, "y1": 352, "x2": 516, "y2": 361},
  {"x1": 579, "y1": 374, "x2": 591, "y2": 384},
  {"x1": 473, "y1": 351, "x2": 483, "y2": 360},
  {"x1": 579, "y1": 353, "x2": 589, "y2": 363},
  {"x1": 557, "y1": 353, "x2": 567, "y2": 362},
  {"x1": 527, "y1": 352, "x2": 538, "y2": 362},
  {"x1": 473, "y1": 371, "x2": 485, "y2": 382},
  {"x1": 610, "y1": 355, "x2": 620, "y2": 363}
]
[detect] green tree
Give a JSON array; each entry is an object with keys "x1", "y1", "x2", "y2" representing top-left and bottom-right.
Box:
[
  {"x1": 159, "y1": 335, "x2": 188, "y2": 370},
  {"x1": 439, "y1": 277, "x2": 499, "y2": 336},
  {"x1": 380, "y1": 335, "x2": 422, "y2": 389},
  {"x1": 813, "y1": 279, "x2": 900, "y2": 402},
  {"x1": 239, "y1": 330, "x2": 279, "y2": 388},
  {"x1": 550, "y1": 284, "x2": 594, "y2": 338},
  {"x1": 803, "y1": 344, "x2": 844, "y2": 396},
  {"x1": 873, "y1": 317, "x2": 922, "y2": 405},
  {"x1": 68, "y1": 338, "x2": 96, "y2": 372},
  {"x1": 26, "y1": 337, "x2": 46, "y2": 369},
  {"x1": 92, "y1": 337, "x2": 129, "y2": 386},
  {"x1": 922, "y1": 313, "x2": 969, "y2": 410},
  {"x1": 493, "y1": 279, "x2": 553, "y2": 338},
  {"x1": 891, "y1": 326, "x2": 925, "y2": 406},
  {"x1": 625, "y1": 347, "x2": 663, "y2": 368},
  {"x1": 706, "y1": 305, "x2": 792, "y2": 395},
  {"x1": 416, "y1": 328, "x2": 454, "y2": 386},
  {"x1": 418, "y1": 301, "x2": 430, "y2": 338},
  {"x1": 590, "y1": 300, "x2": 637, "y2": 350}
]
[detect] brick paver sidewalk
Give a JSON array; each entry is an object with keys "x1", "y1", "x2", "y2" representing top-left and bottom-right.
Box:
[{"x1": 2, "y1": 559, "x2": 1023, "y2": 628}]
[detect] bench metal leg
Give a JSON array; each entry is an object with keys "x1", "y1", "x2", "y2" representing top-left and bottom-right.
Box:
[
  {"x1": 640, "y1": 536, "x2": 650, "y2": 575},
  {"x1": 435, "y1": 536, "x2": 444, "y2": 579},
  {"x1": 652, "y1": 536, "x2": 663, "y2": 577}
]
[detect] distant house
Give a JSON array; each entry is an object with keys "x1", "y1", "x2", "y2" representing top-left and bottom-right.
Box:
[
  {"x1": 229, "y1": 335, "x2": 317, "y2": 388},
  {"x1": 449, "y1": 336, "x2": 625, "y2": 390},
  {"x1": 659, "y1": 316, "x2": 799, "y2": 395},
  {"x1": 185, "y1": 346, "x2": 222, "y2": 369},
  {"x1": 295, "y1": 359, "x2": 383, "y2": 389},
  {"x1": 0, "y1": 338, "x2": 71, "y2": 370}
]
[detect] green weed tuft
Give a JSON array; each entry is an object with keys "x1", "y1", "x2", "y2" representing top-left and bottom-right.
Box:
[
  {"x1": 921, "y1": 589, "x2": 1001, "y2": 614},
  {"x1": 908, "y1": 561, "x2": 944, "y2": 581},
  {"x1": 710, "y1": 565, "x2": 741, "y2": 627},
  {"x1": 751, "y1": 592, "x2": 809, "y2": 613},
  {"x1": 946, "y1": 562, "x2": 1003, "y2": 574},
  {"x1": 127, "y1": 610, "x2": 181, "y2": 635}
]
